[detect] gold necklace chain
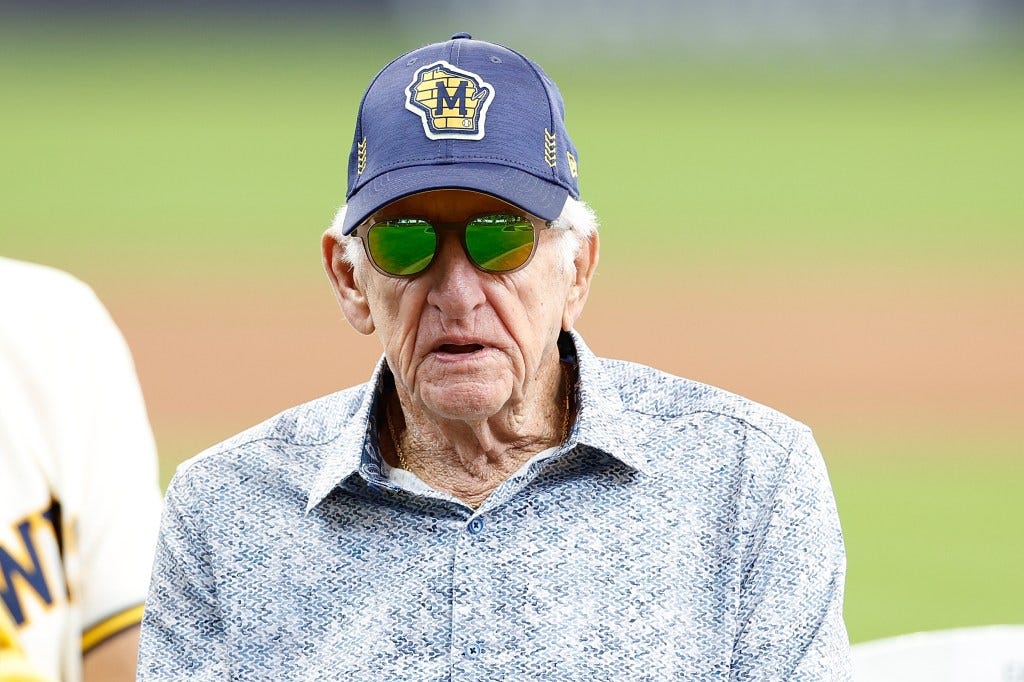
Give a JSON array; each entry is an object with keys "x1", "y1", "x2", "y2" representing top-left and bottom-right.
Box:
[
  {"x1": 386, "y1": 367, "x2": 572, "y2": 472},
  {"x1": 385, "y1": 400, "x2": 411, "y2": 471}
]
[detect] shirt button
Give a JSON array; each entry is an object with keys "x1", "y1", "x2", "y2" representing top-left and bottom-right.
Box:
[
  {"x1": 467, "y1": 517, "x2": 485, "y2": 535},
  {"x1": 464, "y1": 642, "x2": 483, "y2": 659}
]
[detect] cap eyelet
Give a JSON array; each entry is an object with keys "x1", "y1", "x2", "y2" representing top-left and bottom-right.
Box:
[
  {"x1": 406, "y1": 57, "x2": 418, "y2": 66},
  {"x1": 489, "y1": 55, "x2": 502, "y2": 64}
]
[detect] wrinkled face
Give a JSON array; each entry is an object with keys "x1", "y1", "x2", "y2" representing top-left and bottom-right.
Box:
[{"x1": 349, "y1": 189, "x2": 576, "y2": 422}]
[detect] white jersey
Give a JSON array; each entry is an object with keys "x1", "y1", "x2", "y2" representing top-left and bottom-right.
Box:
[{"x1": 0, "y1": 258, "x2": 162, "y2": 682}]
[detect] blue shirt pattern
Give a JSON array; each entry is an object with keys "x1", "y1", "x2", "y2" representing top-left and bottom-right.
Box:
[{"x1": 139, "y1": 332, "x2": 852, "y2": 680}]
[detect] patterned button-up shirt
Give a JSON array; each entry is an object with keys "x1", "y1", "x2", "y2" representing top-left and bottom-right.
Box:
[{"x1": 139, "y1": 332, "x2": 851, "y2": 680}]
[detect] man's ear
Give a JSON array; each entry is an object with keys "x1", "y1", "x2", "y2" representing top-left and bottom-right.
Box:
[
  {"x1": 562, "y1": 232, "x2": 600, "y2": 331},
  {"x1": 322, "y1": 232, "x2": 375, "y2": 335}
]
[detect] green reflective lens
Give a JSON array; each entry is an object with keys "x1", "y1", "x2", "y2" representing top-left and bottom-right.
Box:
[
  {"x1": 363, "y1": 213, "x2": 537, "y2": 277},
  {"x1": 367, "y1": 219, "x2": 437, "y2": 276},
  {"x1": 464, "y1": 214, "x2": 535, "y2": 272}
]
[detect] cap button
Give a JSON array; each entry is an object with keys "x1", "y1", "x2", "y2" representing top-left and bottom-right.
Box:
[{"x1": 450, "y1": 32, "x2": 472, "y2": 40}]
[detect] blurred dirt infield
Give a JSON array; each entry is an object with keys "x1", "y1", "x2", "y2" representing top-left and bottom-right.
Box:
[{"x1": 98, "y1": 263, "x2": 1022, "y2": 467}]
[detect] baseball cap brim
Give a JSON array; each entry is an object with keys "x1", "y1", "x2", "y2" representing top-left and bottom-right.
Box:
[{"x1": 341, "y1": 163, "x2": 570, "y2": 234}]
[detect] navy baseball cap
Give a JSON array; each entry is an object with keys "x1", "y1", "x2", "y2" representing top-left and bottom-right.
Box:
[{"x1": 340, "y1": 33, "x2": 580, "y2": 235}]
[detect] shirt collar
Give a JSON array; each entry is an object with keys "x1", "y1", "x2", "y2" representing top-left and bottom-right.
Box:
[
  {"x1": 305, "y1": 330, "x2": 650, "y2": 513},
  {"x1": 305, "y1": 357, "x2": 388, "y2": 513},
  {"x1": 567, "y1": 331, "x2": 652, "y2": 475}
]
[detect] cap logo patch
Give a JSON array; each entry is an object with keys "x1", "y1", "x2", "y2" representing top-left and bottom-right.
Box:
[
  {"x1": 566, "y1": 150, "x2": 578, "y2": 178},
  {"x1": 405, "y1": 61, "x2": 494, "y2": 141}
]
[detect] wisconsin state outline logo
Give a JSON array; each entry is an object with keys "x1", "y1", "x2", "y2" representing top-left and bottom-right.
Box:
[{"x1": 405, "y1": 61, "x2": 494, "y2": 141}]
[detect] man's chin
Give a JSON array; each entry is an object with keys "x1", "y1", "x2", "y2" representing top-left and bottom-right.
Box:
[{"x1": 418, "y1": 379, "x2": 511, "y2": 422}]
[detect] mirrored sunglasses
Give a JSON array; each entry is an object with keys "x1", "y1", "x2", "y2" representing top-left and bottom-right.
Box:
[{"x1": 356, "y1": 213, "x2": 554, "y2": 278}]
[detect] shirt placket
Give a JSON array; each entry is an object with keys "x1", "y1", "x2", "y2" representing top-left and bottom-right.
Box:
[{"x1": 450, "y1": 510, "x2": 495, "y2": 679}]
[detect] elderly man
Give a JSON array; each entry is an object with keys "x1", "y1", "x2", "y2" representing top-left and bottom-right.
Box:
[{"x1": 139, "y1": 34, "x2": 851, "y2": 679}]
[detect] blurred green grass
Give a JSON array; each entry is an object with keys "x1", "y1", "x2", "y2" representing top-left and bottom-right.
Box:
[
  {"x1": 3, "y1": 20, "x2": 1022, "y2": 645},
  {"x1": 829, "y1": 439, "x2": 1024, "y2": 642},
  {"x1": 2, "y1": 22, "x2": 1022, "y2": 276}
]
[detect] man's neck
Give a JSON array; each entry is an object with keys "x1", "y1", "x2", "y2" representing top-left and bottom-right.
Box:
[{"x1": 386, "y1": 363, "x2": 571, "y2": 507}]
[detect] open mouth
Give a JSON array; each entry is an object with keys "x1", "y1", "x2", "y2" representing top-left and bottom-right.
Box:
[{"x1": 437, "y1": 343, "x2": 485, "y2": 355}]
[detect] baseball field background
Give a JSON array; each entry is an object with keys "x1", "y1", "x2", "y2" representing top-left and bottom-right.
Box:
[{"x1": 2, "y1": 10, "x2": 1021, "y2": 644}]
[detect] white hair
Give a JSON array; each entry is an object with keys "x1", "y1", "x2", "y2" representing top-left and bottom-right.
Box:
[{"x1": 325, "y1": 196, "x2": 599, "y2": 277}]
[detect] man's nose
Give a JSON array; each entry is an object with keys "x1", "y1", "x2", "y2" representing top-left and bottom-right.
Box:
[{"x1": 425, "y1": 232, "x2": 487, "y2": 316}]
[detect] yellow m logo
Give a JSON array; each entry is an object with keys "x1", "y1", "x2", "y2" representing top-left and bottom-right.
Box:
[{"x1": 406, "y1": 61, "x2": 494, "y2": 141}]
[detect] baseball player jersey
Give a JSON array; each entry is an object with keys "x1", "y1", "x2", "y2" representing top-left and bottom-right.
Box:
[{"x1": 0, "y1": 257, "x2": 162, "y2": 681}]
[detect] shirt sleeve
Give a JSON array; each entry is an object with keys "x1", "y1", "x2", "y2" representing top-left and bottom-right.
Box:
[
  {"x1": 137, "y1": 472, "x2": 228, "y2": 678},
  {"x1": 63, "y1": 282, "x2": 163, "y2": 653},
  {"x1": 731, "y1": 428, "x2": 853, "y2": 681}
]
